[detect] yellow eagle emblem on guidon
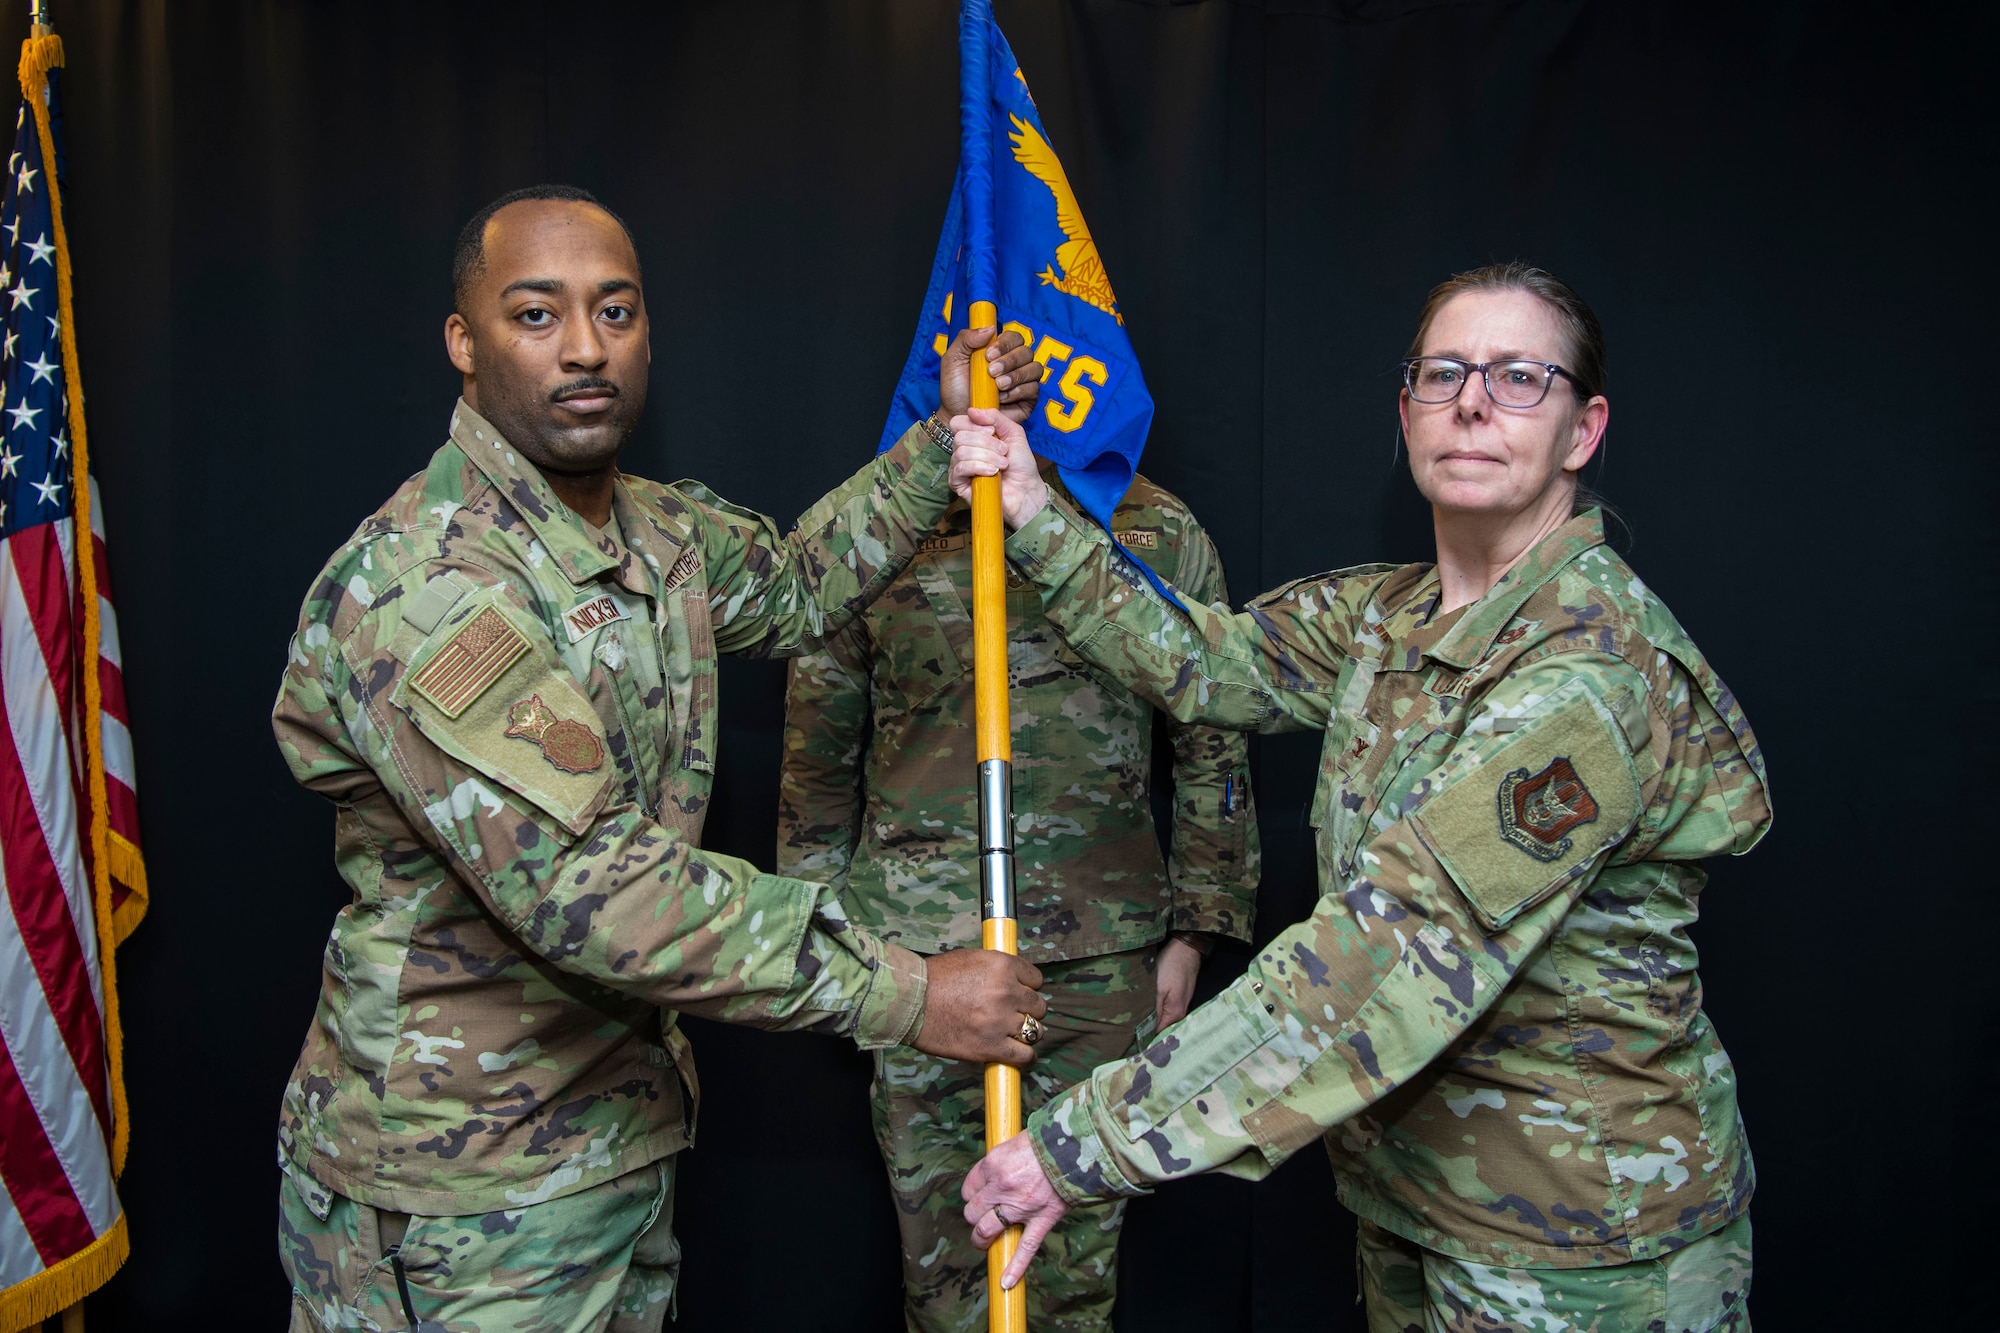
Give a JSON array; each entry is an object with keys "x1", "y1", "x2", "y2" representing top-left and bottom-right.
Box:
[{"x1": 1007, "y1": 114, "x2": 1123, "y2": 326}]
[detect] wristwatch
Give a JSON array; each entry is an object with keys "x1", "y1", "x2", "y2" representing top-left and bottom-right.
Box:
[
  {"x1": 921, "y1": 409, "x2": 954, "y2": 453},
  {"x1": 1168, "y1": 930, "x2": 1215, "y2": 958}
]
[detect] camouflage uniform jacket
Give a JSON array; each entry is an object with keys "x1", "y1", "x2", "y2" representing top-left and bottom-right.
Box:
[
  {"x1": 777, "y1": 471, "x2": 1258, "y2": 962},
  {"x1": 272, "y1": 401, "x2": 954, "y2": 1217},
  {"x1": 995, "y1": 498, "x2": 1771, "y2": 1269}
]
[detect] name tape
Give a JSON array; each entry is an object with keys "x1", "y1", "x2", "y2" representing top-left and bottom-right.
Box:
[{"x1": 563, "y1": 593, "x2": 630, "y2": 644}]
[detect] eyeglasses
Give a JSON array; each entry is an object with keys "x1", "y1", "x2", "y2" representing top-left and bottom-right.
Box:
[{"x1": 1400, "y1": 357, "x2": 1578, "y2": 409}]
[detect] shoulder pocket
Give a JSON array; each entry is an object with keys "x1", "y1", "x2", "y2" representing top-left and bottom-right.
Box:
[
  {"x1": 1410, "y1": 676, "x2": 1641, "y2": 932},
  {"x1": 1110, "y1": 976, "x2": 1282, "y2": 1142},
  {"x1": 391, "y1": 587, "x2": 615, "y2": 837}
]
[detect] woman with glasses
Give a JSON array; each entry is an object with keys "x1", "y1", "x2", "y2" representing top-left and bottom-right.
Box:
[{"x1": 945, "y1": 263, "x2": 1771, "y2": 1331}]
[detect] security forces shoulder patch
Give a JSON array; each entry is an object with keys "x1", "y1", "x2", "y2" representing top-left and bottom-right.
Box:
[
  {"x1": 1411, "y1": 678, "x2": 1641, "y2": 933},
  {"x1": 505, "y1": 693, "x2": 605, "y2": 774},
  {"x1": 408, "y1": 606, "x2": 529, "y2": 718}
]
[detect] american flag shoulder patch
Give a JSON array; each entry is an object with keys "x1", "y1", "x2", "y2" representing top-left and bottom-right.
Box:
[{"x1": 409, "y1": 606, "x2": 530, "y2": 718}]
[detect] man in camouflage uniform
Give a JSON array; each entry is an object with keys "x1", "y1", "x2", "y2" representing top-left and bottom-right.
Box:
[
  {"x1": 777, "y1": 467, "x2": 1259, "y2": 1331},
  {"x1": 944, "y1": 405, "x2": 1771, "y2": 1332},
  {"x1": 272, "y1": 185, "x2": 1051, "y2": 1333}
]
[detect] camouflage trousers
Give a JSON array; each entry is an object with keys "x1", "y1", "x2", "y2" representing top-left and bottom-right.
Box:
[
  {"x1": 1356, "y1": 1213, "x2": 1753, "y2": 1333},
  {"x1": 874, "y1": 946, "x2": 1159, "y2": 1332},
  {"x1": 279, "y1": 1159, "x2": 680, "y2": 1332}
]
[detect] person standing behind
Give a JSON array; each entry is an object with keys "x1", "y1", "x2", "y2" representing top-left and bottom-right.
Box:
[{"x1": 778, "y1": 462, "x2": 1259, "y2": 1332}]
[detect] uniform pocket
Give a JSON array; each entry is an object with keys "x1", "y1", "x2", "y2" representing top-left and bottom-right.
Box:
[
  {"x1": 1111, "y1": 976, "x2": 1281, "y2": 1142},
  {"x1": 673, "y1": 584, "x2": 717, "y2": 773}
]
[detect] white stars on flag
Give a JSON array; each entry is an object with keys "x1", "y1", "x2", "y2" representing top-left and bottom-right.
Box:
[{"x1": 0, "y1": 69, "x2": 74, "y2": 548}]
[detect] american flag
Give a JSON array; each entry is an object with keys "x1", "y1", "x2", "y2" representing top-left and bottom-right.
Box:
[{"x1": 0, "y1": 34, "x2": 146, "y2": 1330}]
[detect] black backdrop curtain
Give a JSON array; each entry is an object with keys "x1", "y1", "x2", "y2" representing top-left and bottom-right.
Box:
[{"x1": 12, "y1": 2, "x2": 1987, "y2": 1328}]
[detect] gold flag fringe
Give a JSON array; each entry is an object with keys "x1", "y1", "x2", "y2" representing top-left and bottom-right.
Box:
[
  {"x1": 0, "y1": 32, "x2": 143, "y2": 1333},
  {"x1": 0, "y1": 1214, "x2": 127, "y2": 1333}
]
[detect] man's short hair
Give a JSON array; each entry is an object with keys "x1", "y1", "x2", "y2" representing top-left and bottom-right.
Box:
[{"x1": 451, "y1": 184, "x2": 638, "y2": 314}]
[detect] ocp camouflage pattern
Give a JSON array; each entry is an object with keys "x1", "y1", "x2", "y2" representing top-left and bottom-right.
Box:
[
  {"x1": 271, "y1": 402, "x2": 954, "y2": 1217},
  {"x1": 281, "y1": 1159, "x2": 679, "y2": 1332},
  {"x1": 1358, "y1": 1212, "x2": 1752, "y2": 1332},
  {"x1": 990, "y1": 501, "x2": 1771, "y2": 1269},
  {"x1": 870, "y1": 950, "x2": 1159, "y2": 1332},
  {"x1": 777, "y1": 470, "x2": 1259, "y2": 961}
]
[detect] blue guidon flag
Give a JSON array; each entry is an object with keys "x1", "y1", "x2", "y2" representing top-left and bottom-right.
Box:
[{"x1": 879, "y1": 0, "x2": 1181, "y2": 608}]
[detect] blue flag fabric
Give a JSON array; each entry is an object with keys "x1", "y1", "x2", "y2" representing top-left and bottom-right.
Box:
[{"x1": 879, "y1": 0, "x2": 1181, "y2": 607}]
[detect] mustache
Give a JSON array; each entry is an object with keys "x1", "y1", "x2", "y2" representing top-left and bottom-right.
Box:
[{"x1": 549, "y1": 376, "x2": 620, "y2": 403}]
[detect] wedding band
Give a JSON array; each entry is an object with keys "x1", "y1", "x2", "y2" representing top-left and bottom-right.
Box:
[
  {"x1": 1017, "y1": 1015, "x2": 1043, "y2": 1046},
  {"x1": 993, "y1": 1203, "x2": 1011, "y2": 1227}
]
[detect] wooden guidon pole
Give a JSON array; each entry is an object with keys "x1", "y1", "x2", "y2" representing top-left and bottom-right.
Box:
[{"x1": 967, "y1": 305, "x2": 1027, "y2": 1333}]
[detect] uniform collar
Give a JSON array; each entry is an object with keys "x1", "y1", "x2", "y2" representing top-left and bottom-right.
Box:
[
  {"x1": 448, "y1": 398, "x2": 622, "y2": 589},
  {"x1": 1424, "y1": 510, "x2": 1607, "y2": 670}
]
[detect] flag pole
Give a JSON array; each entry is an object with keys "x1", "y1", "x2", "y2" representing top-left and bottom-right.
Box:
[{"x1": 968, "y1": 301, "x2": 1028, "y2": 1333}]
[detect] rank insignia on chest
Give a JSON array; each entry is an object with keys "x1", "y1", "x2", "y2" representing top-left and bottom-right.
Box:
[
  {"x1": 1496, "y1": 756, "x2": 1600, "y2": 862},
  {"x1": 563, "y1": 593, "x2": 630, "y2": 644},
  {"x1": 662, "y1": 547, "x2": 701, "y2": 592},
  {"x1": 408, "y1": 607, "x2": 530, "y2": 718},
  {"x1": 504, "y1": 693, "x2": 606, "y2": 774}
]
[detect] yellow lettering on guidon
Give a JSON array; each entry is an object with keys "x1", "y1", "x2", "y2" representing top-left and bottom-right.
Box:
[
  {"x1": 934, "y1": 293, "x2": 959, "y2": 358},
  {"x1": 563, "y1": 593, "x2": 630, "y2": 645},
  {"x1": 970, "y1": 317, "x2": 1104, "y2": 434},
  {"x1": 1046, "y1": 356, "x2": 1107, "y2": 434}
]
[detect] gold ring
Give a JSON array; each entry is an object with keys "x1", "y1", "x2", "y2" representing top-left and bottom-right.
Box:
[
  {"x1": 993, "y1": 1203, "x2": 1011, "y2": 1227},
  {"x1": 1017, "y1": 1015, "x2": 1043, "y2": 1046}
]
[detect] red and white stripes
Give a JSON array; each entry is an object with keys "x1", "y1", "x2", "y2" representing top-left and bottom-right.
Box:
[{"x1": 0, "y1": 508, "x2": 123, "y2": 1289}]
